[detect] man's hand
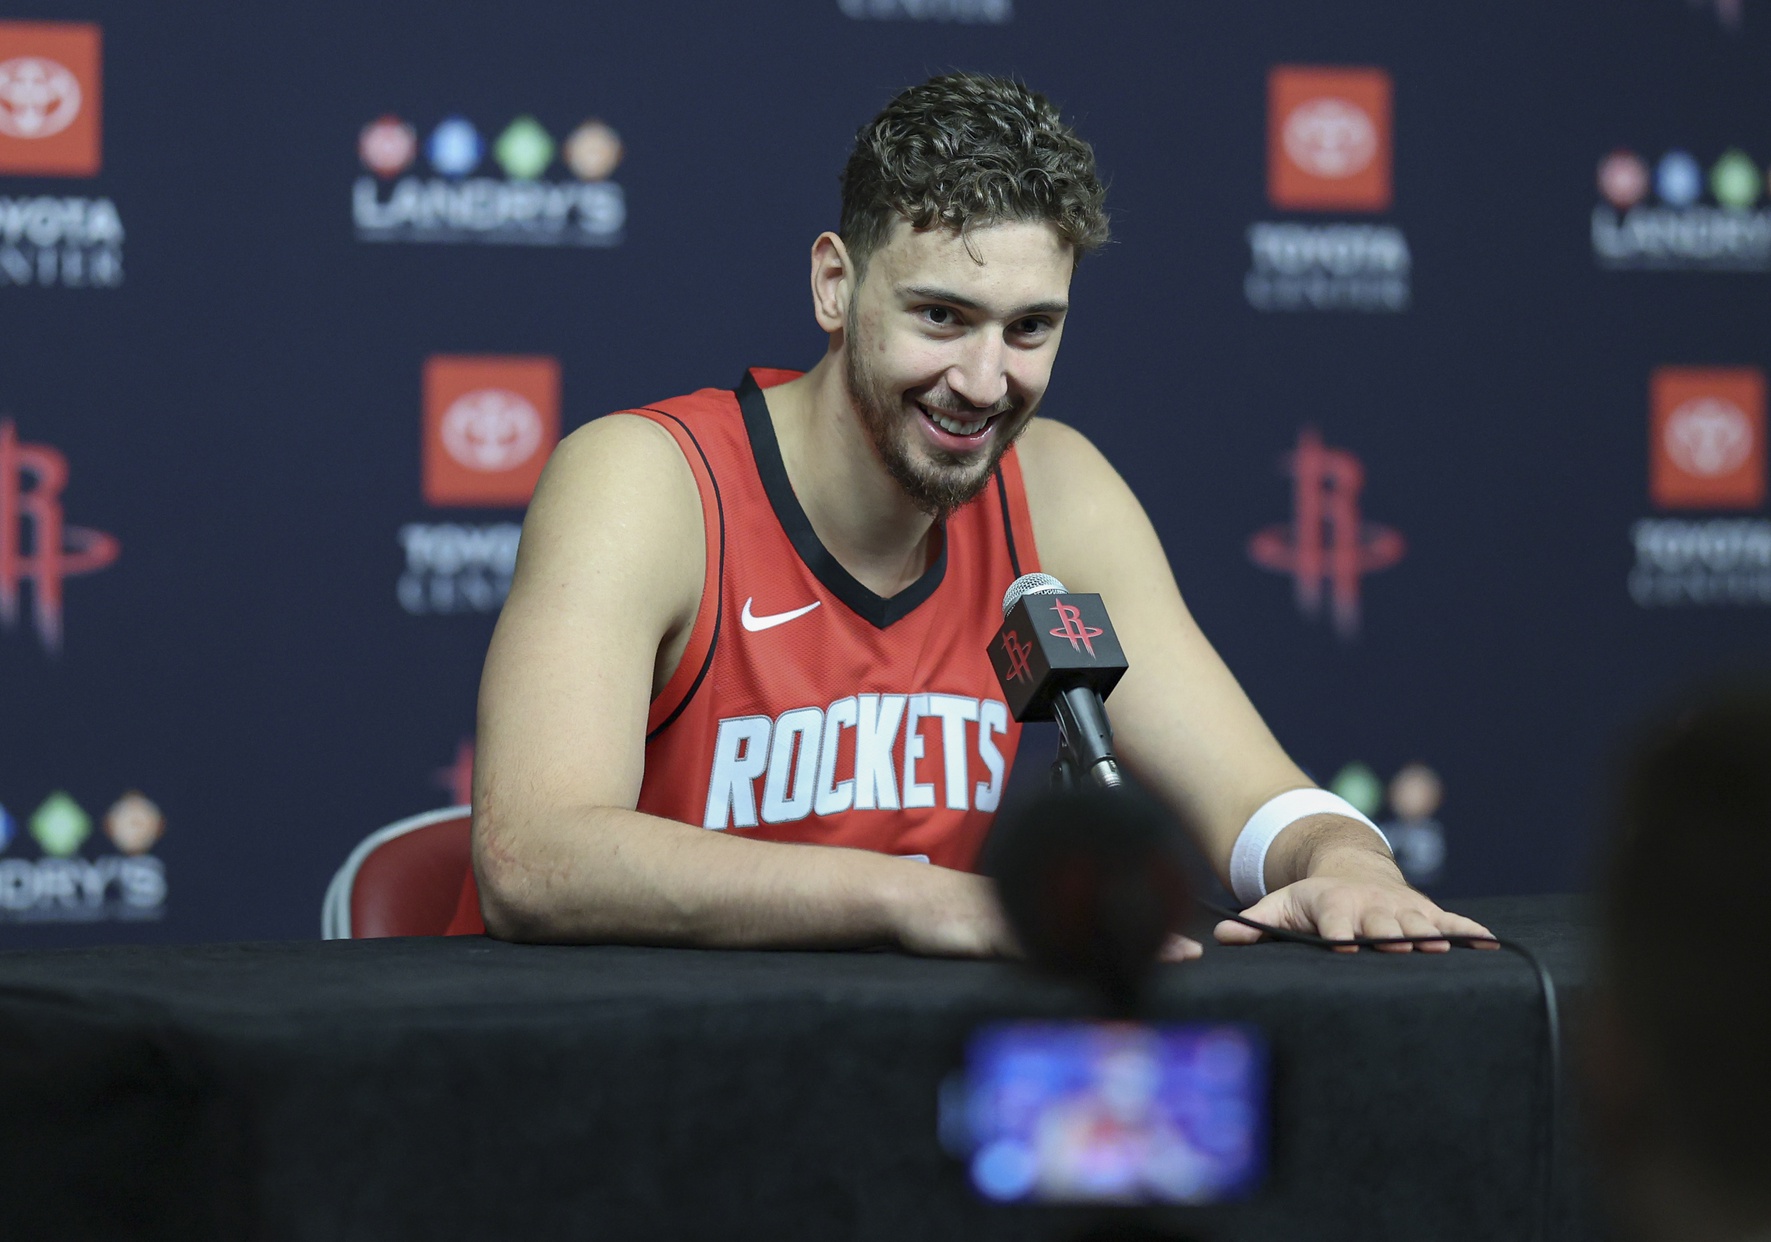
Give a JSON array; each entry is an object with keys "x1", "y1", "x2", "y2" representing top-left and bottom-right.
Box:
[
  {"x1": 889, "y1": 868, "x2": 1021, "y2": 958},
  {"x1": 891, "y1": 868, "x2": 1204, "y2": 961},
  {"x1": 1213, "y1": 841, "x2": 1496, "y2": 953}
]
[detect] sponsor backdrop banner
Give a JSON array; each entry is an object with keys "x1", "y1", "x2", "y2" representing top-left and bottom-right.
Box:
[{"x1": 2, "y1": 0, "x2": 1766, "y2": 943}]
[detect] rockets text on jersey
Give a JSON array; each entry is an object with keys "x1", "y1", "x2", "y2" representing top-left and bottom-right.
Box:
[{"x1": 703, "y1": 692, "x2": 1010, "y2": 829}]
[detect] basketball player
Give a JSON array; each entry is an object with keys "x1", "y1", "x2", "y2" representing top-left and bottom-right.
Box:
[{"x1": 447, "y1": 74, "x2": 1492, "y2": 956}]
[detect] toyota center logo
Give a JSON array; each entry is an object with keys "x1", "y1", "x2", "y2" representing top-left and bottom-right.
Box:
[
  {"x1": 0, "y1": 56, "x2": 81, "y2": 139},
  {"x1": 421, "y1": 354, "x2": 559, "y2": 507},
  {"x1": 1665, "y1": 397, "x2": 1753, "y2": 477},
  {"x1": 1635, "y1": 365, "x2": 1770, "y2": 607},
  {"x1": 441, "y1": 388, "x2": 545, "y2": 472},
  {"x1": 1282, "y1": 98, "x2": 1376, "y2": 180}
]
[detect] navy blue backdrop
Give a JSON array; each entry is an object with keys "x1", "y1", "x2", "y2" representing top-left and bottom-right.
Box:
[{"x1": 3, "y1": 0, "x2": 1768, "y2": 944}]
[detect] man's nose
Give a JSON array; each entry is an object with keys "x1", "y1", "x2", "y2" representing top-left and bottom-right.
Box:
[{"x1": 946, "y1": 333, "x2": 1009, "y2": 411}]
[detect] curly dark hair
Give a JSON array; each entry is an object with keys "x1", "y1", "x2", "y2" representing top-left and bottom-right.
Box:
[{"x1": 839, "y1": 72, "x2": 1109, "y2": 273}]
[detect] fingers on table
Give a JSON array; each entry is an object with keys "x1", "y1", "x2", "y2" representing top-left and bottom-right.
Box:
[
  {"x1": 1212, "y1": 889, "x2": 1294, "y2": 945},
  {"x1": 1396, "y1": 908, "x2": 1450, "y2": 952},
  {"x1": 1358, "y1": 909, "x2": 1417, "y2": 953},
  {"x1": 1438, "y1": 910, "x2": 1500, "y2": 948},
  {"x1": 1316, "y1": 899, "x2": 1364, "y2": 953},
  {"x1": 1162, "y1": 934, "x2": 1205, "y2": 962}
]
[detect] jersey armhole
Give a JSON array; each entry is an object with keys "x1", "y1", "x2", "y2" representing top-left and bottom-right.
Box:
[
  {"x1": 628, "y1": 408, "x2": 724, "y2": 739},
  {"x1": 995, "y1": 445, "x2": 1041, "y2": 577}
]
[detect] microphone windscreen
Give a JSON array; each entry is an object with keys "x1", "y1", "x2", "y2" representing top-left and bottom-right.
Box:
[{"x1": 1001, "y1": 572, "x2": 1067, "y2": 618}]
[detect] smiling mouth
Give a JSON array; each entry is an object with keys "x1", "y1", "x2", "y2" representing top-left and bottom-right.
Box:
[{"x1": 916, "y1": 401, "x2": 999, "y2": 438}]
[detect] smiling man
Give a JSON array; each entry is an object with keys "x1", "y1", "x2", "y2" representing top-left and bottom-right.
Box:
[{"x1": 448, "y1": 73, "x2": 1491, "y2": 955}]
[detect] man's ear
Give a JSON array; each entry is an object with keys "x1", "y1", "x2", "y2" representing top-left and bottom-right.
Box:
[{"x1": 810, "y1": 231, "x2": 855, "y2": 333}]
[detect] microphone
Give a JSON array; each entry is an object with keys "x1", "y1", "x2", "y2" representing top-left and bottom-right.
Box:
[
  {"x1": 982, "y1": 783, "x2": 1192, "y2": 1013},
  {"x1": 988, "y1": 573, "x2": 1128, "y2": 790}
]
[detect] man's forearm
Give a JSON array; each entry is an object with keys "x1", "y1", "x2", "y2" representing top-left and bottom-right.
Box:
[
  {"x1": 1263, "y1": 812, "x2": 1403, "y2": 893},
  {"x1": 474, "y1": 805, "x2": 1004, "y2": 953}
]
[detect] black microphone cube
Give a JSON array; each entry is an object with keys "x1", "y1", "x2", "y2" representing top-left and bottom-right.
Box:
[{"x1": 989, "y1": 592, "x2": 1128, "y2": 723}]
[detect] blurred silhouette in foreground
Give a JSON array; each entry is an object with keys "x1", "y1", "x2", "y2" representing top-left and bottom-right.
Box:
[{"x1": 1588, "y1": 686, "x2": 1771, "y2": 1242}]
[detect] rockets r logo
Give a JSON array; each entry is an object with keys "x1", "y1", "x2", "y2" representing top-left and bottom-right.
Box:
[
  {"x1": 1000, "y1": 629, "x2": 1035, "y2": 683},
  {"x1": 1048, "y1": 599, "x2": 1102, "y2": 657},
  {"x1": 1248, "y1": 428, "x2": 1404, "y2": 639},
  {"x1": 0, "y1": 420, "x2": 119, "y2": 652}
]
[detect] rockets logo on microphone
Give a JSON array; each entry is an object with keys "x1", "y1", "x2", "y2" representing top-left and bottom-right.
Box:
[
  {"x1": 1047, "y1": 599, "x2": 1102, "y2": 656},
  {"x1": 999, "y1": 629, "x2": 1035, "y2": 683},
  {"x1": 990, "y1": 582, "x2": 1127, "y2": 723}
]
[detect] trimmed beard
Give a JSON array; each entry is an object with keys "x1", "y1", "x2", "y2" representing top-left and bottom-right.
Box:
[{"x1": 842, "y1": 332, "x2": 1032, "y2": 521}]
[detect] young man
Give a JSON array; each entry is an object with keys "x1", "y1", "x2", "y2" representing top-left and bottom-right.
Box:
[{"x1": 449, "y1": 73, "x2": 1491, "y2": 955}]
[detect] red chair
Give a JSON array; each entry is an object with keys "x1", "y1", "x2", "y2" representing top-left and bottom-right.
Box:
[{"x1": 322, "y1": 807, "x2": 473, "y2": 939}]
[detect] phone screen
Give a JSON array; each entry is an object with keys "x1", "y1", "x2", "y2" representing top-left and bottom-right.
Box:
[{"x1": 940, "y1": 1021, "x2": 1269, "y2": 1205}]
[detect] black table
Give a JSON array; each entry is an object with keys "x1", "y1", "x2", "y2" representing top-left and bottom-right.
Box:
[{"x1": 0, "y1": 895, "x2": 1597, "y2": 1241}]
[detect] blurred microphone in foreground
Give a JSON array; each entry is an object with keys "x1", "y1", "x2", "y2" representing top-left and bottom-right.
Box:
[
  {"x1": 982, "y1": 783, "x2": 1193, "y2": 1015},
  {"x1": 1588, "y1": 686, "x2": 1771, "y2": 1242}
]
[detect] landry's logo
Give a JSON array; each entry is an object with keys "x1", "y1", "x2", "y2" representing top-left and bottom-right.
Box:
[
  {"x1": 1632, "y1": 366, "x2": 1771, "y2": 608},
  {"x1": 399, "y1": 355, "x2": 557, "y2": 616},
  {"x1": 1593, "y1": 147, "x2": 1771, "y2": 270},
  {"x1": 1047, "y1": 599, "x2": 1102, "y2": 656},
  {"x1": 0, "y1": 22, "x2": 100, "y2": 176},
  {"x1": 1326, "y1": 761, "x2": 1446, "y2": 885},
  {"x1": 0, "y1": 789, "x2": 167, "y2": 923},
  {"x1": 353, "y1": 112, "x2": 626, "y2": 247},
  {"x1": 1247, "y1": 66, "x2": 1410, "y2": 313},
  {"x1": 0, "y1": 419, "x2": 119, "y2": 653},
  {"x1": 1249, "y1": 429, "x2": 1405, "y2": 639}
]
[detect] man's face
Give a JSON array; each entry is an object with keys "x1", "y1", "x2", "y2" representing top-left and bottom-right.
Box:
[{"x1": 842, "y1": 218, "x2": 1072, "y2": 518}]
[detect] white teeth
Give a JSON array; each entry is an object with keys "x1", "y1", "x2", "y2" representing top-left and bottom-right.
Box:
[{"x1": 928, "y1": 408, "x2": 991, "y2": 436}]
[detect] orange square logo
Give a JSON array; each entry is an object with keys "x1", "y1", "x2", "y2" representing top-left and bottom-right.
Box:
[
  {"x1": 1650, "y1": 367, "x2": 1766, "y2": 510},
  {"x1": 0, "y1": 22, "x2": 101, "y2": 177},
  {"x1": 1268, "y1": 66, "x2": 1392, "y2": 212},
  {"x1": 423, "y1": 355, "x2": 560, "y2": 507}
]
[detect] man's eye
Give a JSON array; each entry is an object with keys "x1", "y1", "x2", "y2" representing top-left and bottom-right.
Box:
[
  {"x1": 922, "y1": 306, "x2": 955, "y2": 326},
  {"x1": 1015, "y1": 318, "x2": 1051, "y2": 337}
]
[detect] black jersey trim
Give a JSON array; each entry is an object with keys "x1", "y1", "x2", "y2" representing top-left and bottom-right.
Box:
[
  {"x1": 994, "y1": 465, "x2": 1023, "y2": 579},
  {"x1": 643, "y1": 409, "x2": 724, "y2": 743},
  {"x1": 737, "y1": 370, "x2": 947, "y2": 630}
]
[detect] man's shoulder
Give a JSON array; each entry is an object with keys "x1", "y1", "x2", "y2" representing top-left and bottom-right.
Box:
[
  {"x1": 1014, "y1": 417, "x2": 1122, "y2": 510},
  {"x1": 528, "y1": 411, "x2": 704, "y2": 554},
  {"x1": 507, "y1": 410, "x2": 707, "y2": 632},
  {"x1": 616, "y1": 382, "x2": 743, "y2": 426},
  {"x1": 1013, "y1": 417, "x2": 1143, "y2": 579}
]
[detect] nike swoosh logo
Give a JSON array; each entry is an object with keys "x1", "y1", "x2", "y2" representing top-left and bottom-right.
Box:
[{"x1": 740, "y1": 597, "x2": 822, "y2": 632}]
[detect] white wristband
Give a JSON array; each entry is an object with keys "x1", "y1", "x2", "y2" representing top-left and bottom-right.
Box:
[{"x1": 1228, "y1": 789, "x2": 1391, "y2": 907}]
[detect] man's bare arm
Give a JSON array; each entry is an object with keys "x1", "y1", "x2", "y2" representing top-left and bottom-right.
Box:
[
  {"x1": 470, "y1": 414, "x2": 1009, "y2": 954},
  {"x1": 1016, "y1": 418, "x2": 1492, "y2": 951}
]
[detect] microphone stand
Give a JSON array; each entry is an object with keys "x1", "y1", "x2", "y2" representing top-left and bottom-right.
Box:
[{"x1": 1050, "y1": 685, "x2": 1123, "y2": 791}]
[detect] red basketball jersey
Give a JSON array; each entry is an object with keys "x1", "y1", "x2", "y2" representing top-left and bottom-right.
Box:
[{"x1": 447, "y1": 367, "x2": 1040, "y2": 934}]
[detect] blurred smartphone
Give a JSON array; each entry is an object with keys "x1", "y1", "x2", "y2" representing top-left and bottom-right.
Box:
[{"x1": 940, "y1": 1021, "x2": 1269, "y2": 1205}]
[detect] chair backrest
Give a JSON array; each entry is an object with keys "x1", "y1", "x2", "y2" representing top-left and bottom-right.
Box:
[{"x1": 321, "y1": 807, "x2": 473, "y2": 939}]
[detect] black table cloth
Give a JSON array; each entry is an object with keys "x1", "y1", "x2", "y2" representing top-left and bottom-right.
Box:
[{"x1": 0, "y1": 894, "x2": 1597, "y2": 1241}]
